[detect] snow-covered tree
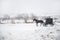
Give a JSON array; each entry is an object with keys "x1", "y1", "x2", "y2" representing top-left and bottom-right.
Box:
[
  {"x1": 30, "y1": 14, "x2": 38, "y2": 19},
  {"x1": 23, "y1": 14, "x2": 29, "y2": 23},
  {"x1": 2, "y1": 14, "x2": 10, "y2": 20},
  {"x1": 15, "y1": 14, "x2": 23, "y2": 20}
]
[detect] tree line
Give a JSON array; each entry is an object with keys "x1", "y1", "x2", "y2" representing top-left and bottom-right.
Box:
[
  {"x1": 0, "y1": 13, "x2": 59, "y2": 24},
  {"x1": 0, "y1": 14, "x2": 38, "y2": 24}
]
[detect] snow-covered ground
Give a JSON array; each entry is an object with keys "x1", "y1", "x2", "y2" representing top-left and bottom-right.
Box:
[{"x1": 0, "y1": 23, "x2": 60, "y2": 40}]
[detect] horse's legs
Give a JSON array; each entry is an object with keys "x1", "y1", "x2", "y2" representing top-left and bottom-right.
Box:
[
  {"x1": 40, "y1": 23, "x2": 42, "y2": 26},
  {"x1": 36, "y1": 23, "x2": 38, "y2": 26},
  {"x1": 40, "y1": 23, "x2": 41, "y2": 26}
]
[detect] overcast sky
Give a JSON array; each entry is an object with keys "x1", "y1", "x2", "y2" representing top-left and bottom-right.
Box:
[{"x1": 0, "y1": 0, "x2": 60, "y2": 16}]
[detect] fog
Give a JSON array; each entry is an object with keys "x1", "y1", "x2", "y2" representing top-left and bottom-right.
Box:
[{"x1": 0, "y1": 0, "x2": 60, "y2": 16}]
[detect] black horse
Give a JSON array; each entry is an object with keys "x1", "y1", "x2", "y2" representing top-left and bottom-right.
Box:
[{"x1": 33, "y1": 19, "x2": 44, "y2": 26}]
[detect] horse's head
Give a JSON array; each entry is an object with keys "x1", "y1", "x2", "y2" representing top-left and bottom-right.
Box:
[{"x1": 33, "y1": 19, "x2": 37, "y2": 21}]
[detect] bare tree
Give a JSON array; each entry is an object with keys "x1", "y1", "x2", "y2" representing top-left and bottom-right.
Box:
[
  {"x1": 2, "y1": 14, "x2": 10, "y2": 20},
  {"x1": 0, "y1": 17, "x2": 2, "y2": 23},
  {"x1": 15, "y1": 14, "x2": 23, "y2": 20},
  {"x1": 30, "y1": 14, "x2": 38, "y2": 19},
  {"x1": 23, "y1": 14, "x2": 29, "y2": 23}
]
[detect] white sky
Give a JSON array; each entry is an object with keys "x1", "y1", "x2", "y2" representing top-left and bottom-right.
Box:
[{"x1": 0, "y1": 0, "x2": 60, "y2": 16}]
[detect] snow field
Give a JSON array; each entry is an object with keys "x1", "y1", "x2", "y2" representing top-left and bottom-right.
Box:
[{"x1": 0, "y1": 23, "x2": 60, "y2": 40}]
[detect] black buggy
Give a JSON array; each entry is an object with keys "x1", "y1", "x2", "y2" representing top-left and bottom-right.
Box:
[{"x1": 44, "y1": 17, "x2": 54, "y2": 26}]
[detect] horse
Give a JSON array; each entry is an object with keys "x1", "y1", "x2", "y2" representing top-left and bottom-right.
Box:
[{"x1": 33, "y1": 19, "x2": 44, "y2": 26}]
